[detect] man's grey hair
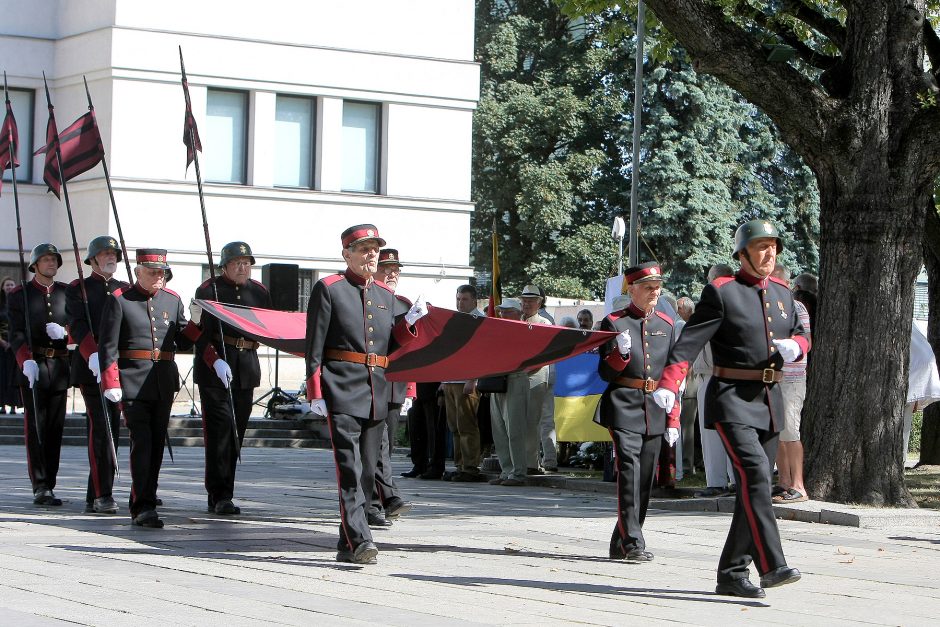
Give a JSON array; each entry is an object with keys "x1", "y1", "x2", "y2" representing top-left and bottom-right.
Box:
[
  {"x1": 773, "y1": 263, "x2": 791, "y2": 281},
  {"x1": 707, "y1": 263, "x2": 735, "y2": 282},
  {"x1": 794, "y1": 272, "x2": 818, "y2": 294},
  {"x1": 559, "y1": 316, "x2": 578, "y2": 328},
  {"x1": 677, "y1": 296, "x2": 694, "y2": 313}
]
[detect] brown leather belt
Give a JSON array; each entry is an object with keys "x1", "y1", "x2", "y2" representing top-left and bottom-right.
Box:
[
  {"x1": 215, "y1": 334, "x2": 260, "y2": 350},
  {"x1": 33, "y1": 348, "x2": 68, "y2": 358},
  {"x1": 615, "y1": 376, "x2": 659, "y2": 392},
  {"x1": 120, "y1": 349, "x2": 176, "y2": 361},
  {"x1": 324, "y1": 348, "x2": 388, "y2": 369},
  {"x1": 713, "y1": 366, "x2": 783, "y2": 384}
]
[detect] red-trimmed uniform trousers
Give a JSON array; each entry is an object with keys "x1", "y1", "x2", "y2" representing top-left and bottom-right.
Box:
[
  {"x1": 328, "y1": 411, "x2": 384, "y2": 550},
  {"x1": 123, "y1": 397, "x2": 173, "y2": 516},
  {"x1": 80, "y1": 384, "x2": 121, "y2": 503},
  {"x1": 199, "y1": 386, "x2": 253, "y2": 508},
  {"x1": 20, "y1": 370, "x2": 68, "y2": 494},
  {"x1": 609, "y1": 427, "x2": 661, "y2": 555},
  {"x1": 713, "y1": 418, "x2": 786, "y2": 582},
  {"x1": 370, "y1": 401, "x2": 405, "y2": 516}
]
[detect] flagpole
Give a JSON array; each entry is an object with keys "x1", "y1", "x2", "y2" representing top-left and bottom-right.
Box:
[
  {"x1": 180, "y1": 47, "x2": 242, "y2": 463},
  {"x1": 4, "y1": 72, "x2": 42, "y2": 445},
  {"x1": 40, "y1": 73, "x2": 119, "y2": 473},
  {"x1": 82, "y1": 76, "x2": 133, "y2": 284}
]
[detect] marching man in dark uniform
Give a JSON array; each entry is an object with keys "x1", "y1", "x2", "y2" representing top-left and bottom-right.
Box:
[
  {"x1": 367, "y1": 248, "x2": 414, "y2": 528},
  {"x1": 192, "y1": 241, "x2": 271, "y2": 515},
  {"x1": 597, "y1": 262, "x2": 680, "y2": 562},
  {"x1": 99, "y1": 249, "x2": 206, "y2": 528},
  {"x1": 305, "y1": 225, "x2": 426, "y2": 564},
  {"x1": 9, "y1": 244, "x2": 71, "y2": 506},
  {"x1": 67, "y1": 236, "x2": 129, "y2": 514},
  {"x1": 653, "y1": 220, "x2": 809, "y2": 598}
]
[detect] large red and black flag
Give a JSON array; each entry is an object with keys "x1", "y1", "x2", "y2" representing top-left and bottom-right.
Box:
[
  {"x1": 33, "y1": 112, "x2": 104, "y2": 198},
  {"x1": 0, "y1": 97, "x2": 19, "y2": 195},
  {"x1": 179, "y1": 47, "x2": 202, "y2": 171},
  {"x1": 33, "y1": 99, "x2": 62, "y2": 198},
  {"x1": 194, "y1": 300, "x2": 616, "y2": 382}
]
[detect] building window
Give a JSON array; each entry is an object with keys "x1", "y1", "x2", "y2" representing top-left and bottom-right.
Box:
[
  {"x1": 1, "y1": 88, "x2": 34, "y2": 183},
  {"x1": 298, "y1": 269, "x2": 317, "y2": 313},
  {"x1": 275, "y1": 95, "x2": 315, "y2": 188},
  {"x1": 341, "y1": 101, "x2": 380, "y2": 193},
  {"x1": 205, "y1": 89, "x2": 248, "y2": 184}
]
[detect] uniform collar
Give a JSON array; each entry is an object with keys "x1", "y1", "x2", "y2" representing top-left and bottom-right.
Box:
[
  {"x1": 30, "y1": 277, "x2": 54, "y2": 293},
  {"x1": 344, "y1": 267, "x2": 372, "y2": 287},
  {"x1": 219, "y1": 274, "x2": 239, "y2": 287},
  {"x1": 134, "y1": 282, "x2": 157, "y2": 297},
  {"x1": 736, "y1": 269, "x2": 768, "y2": 288},
  {"x1": 627, "y1": 302, "x2": 653, "y2": 319},
  {"x1": 90, "y1": 270, "x2": 112, "y2": 283}
]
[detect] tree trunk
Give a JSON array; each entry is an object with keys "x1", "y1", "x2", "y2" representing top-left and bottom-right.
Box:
[
  {"x1": 919, "y1": 201, "x2": 940, "y2": 465},
  {"x1": 803, "y1": 173, "x2": 926, "y2": 506}
]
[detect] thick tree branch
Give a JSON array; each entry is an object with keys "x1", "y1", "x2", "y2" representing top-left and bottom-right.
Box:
[
  {"x1": 642, "y1": 0, "x2": 834, "y2": 164},
  {"x1": 782, "y1": 0, "x2": 847, "y2": 50},
  {"x1": 924, "y1": 18, "x2": 940, "y2": 75},
  {"x1": 744, "y1": 6, "x2": 839, "y2": 71}
]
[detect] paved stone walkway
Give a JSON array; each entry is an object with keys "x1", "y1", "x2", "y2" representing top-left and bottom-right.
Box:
[{"x1": 1, "y1": 445, "x2": 938, "y2": 625}]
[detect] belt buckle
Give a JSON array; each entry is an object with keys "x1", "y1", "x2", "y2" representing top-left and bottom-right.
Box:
[
  {"x1": 762, "y1": 368, "x2": 776, "y2": 384},
  {"x1": 151, "y1": 349, "x2": 160, "y2": 361},
  {"x1": 365, "y1": 352, "x2": 377, "y2": 367},
  {"x1": 235, "y1": 337, "x2": 247, "y2": 350},
  {"x1": 643, "y1": 378, "x2": 656, "y2": 393},
  {"x1": 44, "y1": 348, "x2": 55, "y2": 358}
]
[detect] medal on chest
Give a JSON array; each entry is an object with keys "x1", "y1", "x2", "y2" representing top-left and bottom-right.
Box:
[
  {"x1": 777, "y1": 301, "x2": 787, "y2": 319},
  {"x1": 163, "y1": 311, "x2": 170, "y2": 326}
]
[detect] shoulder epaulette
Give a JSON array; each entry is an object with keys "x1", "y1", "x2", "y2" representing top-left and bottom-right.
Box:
[
  {"x1": 54, "y1": 280, "x2": 69, "y2": 289},
  {"x1": 163, "y1": 287, "x2": 180, "y2": 299},
  {"x1": 198, "y1": 278, "x2": 214, "y2": 290},
  {"x1": 769, "y1": 276, "x2": 790, "y2": 288},
  {"x1": 373, "y1": 280, "x2": 394, "y2": 294},
  {"x1": 655, "y1": 310, "x2": 674, "y2": 326},
  {"x1": 249, "y1": 278, "x2": 269, "y2": 292},
  {"x1": 711, "y1": 276, "x2": 735, "y2": 289},
  {"x1": 69, "y1": 278, "x2": 81, "y2": 287},
  {"x1": 322, "y1": 273, "x2": 344, "y2": 287},
  {"x1": 111, "y1": 287, "x2": 126, "y2": 298},
  {"x1": 607, "y1": 309, "x2": 627, "y2": 322},
  {"x1": 395, "y1": 293, "x2": 413, "y2": 307}
]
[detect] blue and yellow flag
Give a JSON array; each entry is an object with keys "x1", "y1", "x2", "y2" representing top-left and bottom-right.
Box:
[{"x1": 553, "y1": 352, "x2": 611, "y2": 442}]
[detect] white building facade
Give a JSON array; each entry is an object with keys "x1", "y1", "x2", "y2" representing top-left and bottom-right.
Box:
[{"x1": 1, "y1": 0, "x2": 479, "y2": 391}]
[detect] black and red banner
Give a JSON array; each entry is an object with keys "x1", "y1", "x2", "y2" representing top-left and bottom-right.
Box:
[
  {"x1": 194, "y1": 300, "x2": 615, "y2": 382},
  {"x1": 0, "y1": 99, "x2": 19, "y2": 184}
]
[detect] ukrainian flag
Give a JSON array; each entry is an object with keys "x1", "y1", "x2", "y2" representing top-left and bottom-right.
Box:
[{"x1": 553, "y1": 352, "x2": 612, "y2": 442}]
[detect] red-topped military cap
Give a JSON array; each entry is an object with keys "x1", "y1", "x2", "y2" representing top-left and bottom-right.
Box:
[
  {"x1": 341, "y1": 224, "x2": 386, "y2": 248},
  {"x1": 377, "y1": 248, "x2": 402, "y2": 267},
  {"x1": 624, "y1": 261, "x2": 663, "y2": 285},
  {"x1": 136, "y1": 248, "x2": 171, "y2": 270}
]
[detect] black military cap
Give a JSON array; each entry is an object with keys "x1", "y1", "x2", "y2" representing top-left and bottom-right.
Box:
[
  {"x1": 219, "y1": 241, "x2": 255, "y2": 267},
  {"x1": 377, "y1": 248, "x2": 403, "y2": 267},
  {"x1": 341, "y1": 224, "x2": 386, "y2": 248},
  {"x1": 624, "y1": 262, "x2": 663, "y2": 285}
]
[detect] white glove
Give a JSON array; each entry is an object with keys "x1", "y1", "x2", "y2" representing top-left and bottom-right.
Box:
[
  {"x1": 616, "y1": 330, "x2": 632, "y2": 354},
  {"x1": 773, "y1": 339, "x2": 801, "y2": 363},
  {"x1": 401, "y1": 397, "x2": 413, "y2": 413},
  {"x1": 189, "y1": 299, "x2": 203, "y2": 325},
  {"x1": 45, "y1": 322, "x2": 66, "y2": 340},
  {"x1": 652, "y1": 388, "x2": 676, "y2": 414},
  {"x1": 103, "y1": 388, "x2": 123, "y2": 403},
  {"x1": 405, "y1": 294, "x2": 429, "y2": 326},
  {"x1": 213, "y1": 359, "x2": 233, "y2": 388},
  {"x1": 23, "y1": 359, "x2": 38, "y2": 388},
  {"x1": 88, "y1": 353, "x2": 101, "y2": 383},
  {"x1": 665, "y1": 427, "x2": 679, "y2": 447},
  {"x1": 310, "y1": 399, "x2": 328, "y2": 417}
]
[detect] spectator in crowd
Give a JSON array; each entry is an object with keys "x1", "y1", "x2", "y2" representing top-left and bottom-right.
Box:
[
  {"x1": 693, "y1": 263, "x2": 736, "y2": 498},
  {"x1": 403, "y1": 382, "x2": 446, "y2": 480},
  {"x1": 676, "y1": 296, "x2": 698, "y2": 477},
  {"x1": 442, "y1": 285, "x2": 486, "y2": 482},
  {"x1": 559, "y1": 316, "x2": 577, "y2": 328},
  {"x1": 536, "y1": 285, "x2": 555, "y2": 324},
  {"x1": 903, "y1": 321, "x2": 940, "y2": 467},
  {"x1": 577, "y1": 309, "x2": 594, "y2": 330},
  {"x1": 489, "y1": 298, "x2": 527, "y2": 486},
  {"x1": 520, "y1": 285, "x2": 554, "y2": 474},
  {"x1": 0, "y1": 276, "x2": 20, "y2": 414},
  {"x1": 793, "y1": 272, "x2": 818, "y2": 295},
  {"x1": 771, "y1": 264, "x2": 811, "y2": 503}
]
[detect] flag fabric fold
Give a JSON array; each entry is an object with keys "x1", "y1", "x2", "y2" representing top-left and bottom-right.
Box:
[
  {"x1": 194, "y1": 300, "x2": 616, "y2": 383},
  {"x1": 33, "y1": 111, "x2": 104, "y2": 195},
  {"x1": 34, "y1": 103, "x2": 61, "y2": 198},
  {"x1": 0, "y1": 99, "x2": 19, "y2": 195},
  {"x1": 180, "y1": 55, "x2": 202, "y2": 171}
]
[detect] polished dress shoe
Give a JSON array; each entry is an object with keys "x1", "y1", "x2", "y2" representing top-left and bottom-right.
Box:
[
  {"x1": 419, "y1": 470, "x2": 444, "y2": 480},
  {"x1": 93, "y1": 496, "x2": 119, "y2": 514},
  {"x1": 337, "y1": 541, "x2": 379, "y2": 564},
  {"x1": 214, "y1": 500, "x2": 241, "y2": 515},
  {"x1": 84, "y1": 502, "x2": 95, "y2": 514},
  {"x1": 715, "y1": 578, "x2": 766, "y2": 598},
  {"x1": 33, "y1": 489, "x2": 62, "y2": 506},
  {"x1": 132, "y1": 509, "x2": 164, "y2": 529},
  {"x1": 155, "y1": 498, "x2": 163, "y2": 506},
  {"x1": 625, "y1": 548, "x2": 654, "y2": 562},
  {"x1": 401, "y1": 467, "x2": 424, "y2": 478},
  {"x1": 760, "y1": 566, "x2": 801, "y2": 588},
  {"x1": 367, "y1": 512, "x2": 393, "y2": 528},
  {"x1": 384, "y1": 497, "x2": 412, "y2": 519}
]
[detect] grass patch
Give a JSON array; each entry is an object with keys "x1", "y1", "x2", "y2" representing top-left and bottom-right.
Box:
[{"x1": 906, "y1": 464, "x2": 940, "y2": 510}]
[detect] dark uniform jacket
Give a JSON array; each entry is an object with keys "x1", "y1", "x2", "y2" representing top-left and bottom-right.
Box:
[
  {"x1": 99, "y1": 284, "x2": 200, "y2": 401},
  {"x1": 658, "y1": 270, "x2": 810, "y2": 432},
  {"x1": 193, "y1": 275, "x2": 271, "y2": 390},
  {"x1": 390, "y1": 294, "x2": 416, "y2": 405},
  {"x1": 8, "y1": 279, "x2": 70, "y2": 391},
  {"x1": 305, "y1": 269, "x2": 416, "y2": 420},
  {"x1": 595, "y1": 302, "x2": 679, "y2": 435},
  {"x1": 66, "y1": 272, "x2": 129, "y2": 386}
]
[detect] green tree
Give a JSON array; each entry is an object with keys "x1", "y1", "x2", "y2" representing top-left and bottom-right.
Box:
[{"x1": 561, "y1": 0, "x2": 940, "y2": 506}]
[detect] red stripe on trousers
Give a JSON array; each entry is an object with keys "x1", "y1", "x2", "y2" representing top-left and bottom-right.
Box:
[
  {"x1": 715, "y1": 422, "x2": 770, "y2": 573},
  {"x1": 325, "y1": 411, "x2": 355, "y2": 551}
]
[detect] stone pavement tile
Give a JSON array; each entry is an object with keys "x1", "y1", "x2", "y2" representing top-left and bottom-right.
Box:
[{"x1": 2, "y1": 446, "x2": 940, "y2": 625}]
